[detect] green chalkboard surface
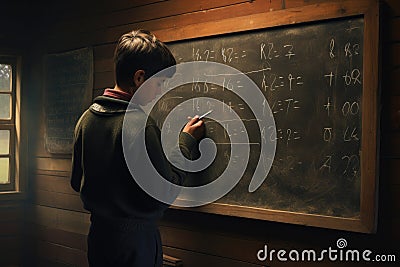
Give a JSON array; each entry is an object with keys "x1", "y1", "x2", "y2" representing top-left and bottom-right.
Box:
[
  {"x1": 44, "y1": 47, "x2": 93, "y2": 154},
  {"x1": 151, "y1": 17, "x2": 366, "y2": 220}
]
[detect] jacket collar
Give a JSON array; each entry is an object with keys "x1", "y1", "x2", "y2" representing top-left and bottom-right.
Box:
[{"x1": 90, "y1": 96, "x2": 141, "y2": 115}]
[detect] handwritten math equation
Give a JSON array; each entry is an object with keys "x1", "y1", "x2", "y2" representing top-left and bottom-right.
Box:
[{"x1": 165, "y1": 22, "x2": 363, "y2": 181}]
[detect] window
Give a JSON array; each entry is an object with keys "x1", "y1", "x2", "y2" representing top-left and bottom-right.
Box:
[{"x1": 0, "y1": 57, "x2": 18, "y2": 192}]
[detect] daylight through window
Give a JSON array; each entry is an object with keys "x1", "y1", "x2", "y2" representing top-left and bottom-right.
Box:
[{"x1": 0, "y1": 61, "x2": 15, "y2": 190}]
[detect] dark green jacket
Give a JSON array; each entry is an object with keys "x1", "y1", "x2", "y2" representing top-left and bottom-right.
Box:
[{"x1": 70, "y1": 96, "x2": 197, "y2": 220}]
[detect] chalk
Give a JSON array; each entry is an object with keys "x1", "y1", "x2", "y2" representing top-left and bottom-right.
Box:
[
  {"x1": 198, "y1": 110, "x2": 213, "y2": 119},
  {"x1": 188, "y1": 110, "x2": 213, "y2": 120}
]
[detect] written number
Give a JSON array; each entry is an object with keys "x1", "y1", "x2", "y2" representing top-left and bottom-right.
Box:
[
  {"x1": 341, "y1": 101, "x2": 360, "y2": 116},
  {"x1": 343, "y1": 69, "x2": 361, "y2": 85},
  {"x1": 344, "y1": 42, "x2": 360, "y2": 57}
]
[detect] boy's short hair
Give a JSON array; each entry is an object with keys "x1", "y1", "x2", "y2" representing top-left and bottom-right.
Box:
[{"x1": 114, "y1": 29, "x2": 176, "y2": 89}]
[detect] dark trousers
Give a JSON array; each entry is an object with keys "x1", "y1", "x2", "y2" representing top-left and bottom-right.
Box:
[{"x1": 87, "y1": 215, "x2": 162, "y2": 267}]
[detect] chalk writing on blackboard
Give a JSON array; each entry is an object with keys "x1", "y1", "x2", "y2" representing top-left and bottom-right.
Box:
[
  {"x1": 44, "y1": 47, "x2": 93, "y2": 154},
  {"x1": 154, "y1": 17, "x2": 364, "y2": 218}
]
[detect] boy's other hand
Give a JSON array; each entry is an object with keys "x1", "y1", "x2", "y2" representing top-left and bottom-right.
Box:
[{"x1": 182, "y1": 116, "x2": 205, "y2": 141}]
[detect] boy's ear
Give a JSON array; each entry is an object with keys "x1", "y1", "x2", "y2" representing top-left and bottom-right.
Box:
[{"x1": 133, "y1": 70, "x2": 145, "y2": 87}]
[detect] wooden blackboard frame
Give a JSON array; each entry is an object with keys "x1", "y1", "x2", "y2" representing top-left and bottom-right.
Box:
[{"x1": 155, "y1": 0, "x2": 379, "y2": 233}]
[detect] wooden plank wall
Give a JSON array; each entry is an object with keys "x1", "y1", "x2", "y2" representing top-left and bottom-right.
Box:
[
  {"x1": 380, "y1": 0, "x2": 400, "y2": 253},
  {"x1": 24, "y1": 0, "x2": 399, "y2": 266},
  {"x1": 0, "y1": 1, "x2": 33, "y2": 267},
  {"x1": 0, "y1": 204, "x2": 24, "y2": 266}
]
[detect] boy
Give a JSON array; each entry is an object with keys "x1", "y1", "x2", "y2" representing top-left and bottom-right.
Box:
[{"x1": 70, "y1": 29, "x2": 204, "y2": 267}]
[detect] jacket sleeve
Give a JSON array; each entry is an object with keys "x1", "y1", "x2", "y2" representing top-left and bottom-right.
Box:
[
  {"x1": 145, "y1": 125, "x2": 198, "y2": 186},
  {"x1": 179, "y1": 132, "x2": 201, "y2": 161},
  {"x1": 70, "y1": 117, "x2": 83, "y2": 192}
]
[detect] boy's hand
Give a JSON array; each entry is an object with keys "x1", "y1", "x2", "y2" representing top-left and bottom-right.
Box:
[{"x1": 182, "y1": 116, "x2": 205, "y2": 141}]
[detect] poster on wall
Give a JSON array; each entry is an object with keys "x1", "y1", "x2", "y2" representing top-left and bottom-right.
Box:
[{"x1": 44, "y1": 47, "x2": 93, "y2": 154}]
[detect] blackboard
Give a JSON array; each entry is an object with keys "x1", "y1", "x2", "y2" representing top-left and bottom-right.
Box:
[
  {"x1": 44, "y1": 47, "x2": 93, "y2": 154},
  {"x1": 162, "y1": 16, "x2": 363, "y2": 217},
  {"x1": 152, "y1": 0, "x2": 379, "y2": 233}
]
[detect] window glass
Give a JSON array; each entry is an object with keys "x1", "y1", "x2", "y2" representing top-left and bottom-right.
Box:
[
  {"x1": 0, "y1": 59, "x2": 16, "y2": 191},
  {"x1": 0, "y1": 130, "x2": 9, "y2": 154},
  {"x1": 0, "y1": 94, "x2": 10, "y2": 119},
  {"x1": 0, "y1": 158, "x2": 9, "y2": 184},
  {"x1": 0, "y1": 64, "x2": 11, "y2": 92}
]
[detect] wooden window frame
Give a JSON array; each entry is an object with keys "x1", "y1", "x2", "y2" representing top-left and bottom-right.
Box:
[{"x1": 0, "y1": 55, "x2": 25, "y2": 199}]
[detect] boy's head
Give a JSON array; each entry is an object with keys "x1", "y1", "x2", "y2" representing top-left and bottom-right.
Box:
[{"x1": 114, "y1": 29, "x2": 176, "y2": 91}]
